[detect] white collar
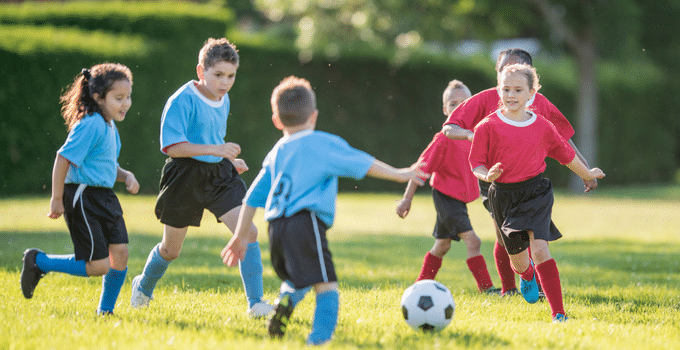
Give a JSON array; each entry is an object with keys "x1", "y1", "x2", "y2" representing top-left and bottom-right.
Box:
[
  {"x1": 496, "y1": 110, "x2": 537, "y2": 127},
  {"x1": 188, "y1": 81, "x2": 224, "y2": 108}
]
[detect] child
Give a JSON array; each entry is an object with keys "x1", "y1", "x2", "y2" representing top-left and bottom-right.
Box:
[
  {"x1": 396, "y1": 80, "x2": 500, "y2": 294},
  {"x1": 21, "y1": 63, "x2": 139, "y2": 315},
  {"x1": 441, "y1": 48, "x2": 596, "y2": 297},
  {"x1": 130, "y1": 38, "x2": 273, "y2": 317},
  {"x1": 468, "y1": 63, "x2": 605, "y2": 322},
  {"x1": 221, "y1": 76, "x2": 427, "y2": 345}
]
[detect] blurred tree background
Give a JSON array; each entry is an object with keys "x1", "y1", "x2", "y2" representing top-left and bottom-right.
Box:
[{"x1": 1, "y1": 0, "x2": 678, "y2": 197}]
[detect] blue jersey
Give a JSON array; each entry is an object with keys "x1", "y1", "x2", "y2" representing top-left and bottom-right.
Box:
[
  {"x1": 160, "y1": 81, "x2": 231, "y2": 163},
  {"x1": 57, "y1": 113, "x2": 120, "y2": 188},
  {"x1": 245, "y1": 130, "x2": 375, "y2": 228}
]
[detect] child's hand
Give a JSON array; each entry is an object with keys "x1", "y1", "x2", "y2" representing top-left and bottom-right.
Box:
[
  {"x1": 214, "y1": 142, "x2": 241, "y2": 160},
  {"x1": 588, "y1": 168, "x2": 605, "y2": 180},
  {"x1": 48, "y1": 197, "x2": 64, "y2": 219},
  {"x1": 407, "y1": 162, "x2": 429, "y2": 186},
  {"x1": 396, "y1": 198, "x2": 412, "y2": 218},
  {"x1": 486, "y1": 162, "x2": 503, "y2": 182},
  {"x1": 125, "y1": 172, "x2": 140, "y2": 194},
  {"x1": 221, "y1": 235, "x2": 248, "y2": 267},
  {"x1": 232, "y1": 158, "x2": 249, "y2": 174},
  {"x1": 583, "y1": 178, "x2": 598, "y2": 193}
]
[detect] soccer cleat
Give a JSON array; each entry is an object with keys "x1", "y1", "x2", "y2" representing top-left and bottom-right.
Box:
[
  {"x1": 268, "y1": 294, "x2": 294, "y2": 339},
  {"x1": 537, "y1": 282, "x2": 546, "y2": 301},
  {"x1": 483, "y1": 286, "x2": 502, "y2": 295},
  {"x1": 97, "y1": 310, "x2": 114, "y2": 316},
  {"x1": 501, "y1": 288, "x2": 519, "y2": 297},
  {"x1": 552, "y1": 313, "x2": 569, "y2": 323},
  {"x1": 520, "y1": 273, "x2": 540, "y2": 304},
  {"x1": 248, "y1": 300, "x2": 275, "y2": 318},
  {"x1": 130, "y1": 275, "x2": 152, "y2": 308},
  {"x1": 21, "y1": 248, "x2": 47, "y2": 299}
]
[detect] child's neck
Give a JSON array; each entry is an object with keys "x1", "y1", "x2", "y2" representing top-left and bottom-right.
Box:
[
  {"x1": 283, "y1": 124, "x2": 315, "y2": 137},
  {"x1": 503, "y1": 109, "x2": 531, "y2": 122}
]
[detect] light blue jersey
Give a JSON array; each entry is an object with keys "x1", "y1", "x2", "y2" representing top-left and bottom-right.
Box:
[
  {"x1": 159, "y1": 81, "x2": 230, "y2": 163},
  {"x1": 245, "y1": 130, "x2": 375, "y2": 227},
  {"x1": 57, "y1": 113, "x2": 120, "y2": 188}
]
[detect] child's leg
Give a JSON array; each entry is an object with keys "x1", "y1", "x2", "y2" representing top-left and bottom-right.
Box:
[
  {"x1": 98, "y1": 244, "x2": 128, "y2": 314},
  {"x1": 307, "y1": 282, "x2": 339, "y2": 346},
  {"x1": 416, "y1": 239, "x2": 450, "y2": 281},
  {"x1": 508, "y1": 245, "x2": 539, "y2": 304},
  {"x1": 34, "y1": 252, "x2": 88, "y2": 276},
  {"x1": 493, "y1": 228, "x2": 518, "y2": 295},
  {"x1": 531, "y1": 239, "x2": 564, "y2": 318},
  {"x1": 279, "y1": 280, "x2": 311, "y2": 308},
  {"x1": 459, "y1": 231, "x2": 495, "y2": 292}
]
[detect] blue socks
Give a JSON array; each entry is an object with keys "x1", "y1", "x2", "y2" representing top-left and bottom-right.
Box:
[
  {"x1": 239, "y1": 242, "x2": 265, "y2": 308},
  {"x1": 279, "y1": 280, "x2": 311, "y2": 308},
  {"x1": 98, "y1": 267, "x2": 127, "y2": 314},
  {"x1": 138, "y1": 244, "x2": 170, "y2": 297},
  {"x1": 35, "y1": 253, "x2": 88, "y2": 277},
  {"x1": 307, "y1": 290, "x2": 339, "y2": 345}
]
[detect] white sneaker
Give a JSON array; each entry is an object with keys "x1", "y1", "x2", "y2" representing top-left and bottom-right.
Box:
[
  {"x1": 248, "y1": 300, "x2": 275, "y2": 318},
  {"x1": 130, "y1": 275, "x2": 152, "y2": 308}
]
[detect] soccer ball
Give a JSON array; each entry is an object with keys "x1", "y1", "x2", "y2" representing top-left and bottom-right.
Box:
[{"x1": 400, "y1": 279, "x2": 455, "y2": 332}]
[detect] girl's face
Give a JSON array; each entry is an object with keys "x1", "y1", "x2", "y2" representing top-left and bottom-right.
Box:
[
  {"x1": 443, "y1": 88, "x2": 469, "y2": 116},
  {"x1": 499, "y1": 72, "x2": 534, "y2": 115},
  {"x1": 96, "y1": 79, "x2": 132, "y2": 123},
  {"x1": 196, "y1": 61, "x2": 238, "y2": 101}
]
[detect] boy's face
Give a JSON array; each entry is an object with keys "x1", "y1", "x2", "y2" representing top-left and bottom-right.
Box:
[
  {"x1": 443, "y1": 88, "x2": 469, "y2": 116},
  {"x1": 196, "y1": 61, "x2": 238, "y2": 101}
]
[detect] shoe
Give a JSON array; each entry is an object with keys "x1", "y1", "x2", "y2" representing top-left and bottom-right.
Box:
[
  {"x1": 130, "y1": 275, "x2": 152, "y2": 308},
  {"x1": 537, "y1": 282, "x2": 546, "y2": 301},
  {"x1": 483, "y1": 286, "x2": 501, "y2": 295},
  {"x1": 552, "y1": 313, "x2": 569, "y2": 323},
  {"x1": 21, "y1": 248, "x2": 46, "y2": 299},
  {"x1": 248, "y1": 300, "x2": 275, "y2": 318},
  {"x1": 97, "y1": 310, "x2": 114, "y2": 316},
  {"x1": 268, "y1": 294, "x2": 294, "y2": 339},
  {"x1": 501, "y1": 288, "x2": 519, "y2": 297},
  {"x1": 520, "y1": 273, "x2": 540, "y2": 304}
]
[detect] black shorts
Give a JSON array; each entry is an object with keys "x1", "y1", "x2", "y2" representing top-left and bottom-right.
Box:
[
  {"x1": 488, "y1": 174, "x2": 562, "y2": 255},
  {"x1": 268, "y1": 210, "x2": 337, "y2": 289},
  {"x1": 63, "y1": 184, "x2": 128, "y2": 262},
  {"x1": 431, "y1": 188, "x2": 473, "y2": 241},
  {"x1": 479, "y1": 180, "x2": 492, "y2": 213},
  {"x1": 155, "y1": 157, "x2": 247, "y2": 228}
]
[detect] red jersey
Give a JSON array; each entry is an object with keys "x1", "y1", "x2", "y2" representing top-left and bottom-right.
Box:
[
  {"x1": 418, "y1": 132, "x2": 479, "y2": 203},
  {"x1": 469, "y1": 111, "x2": 576, "y2": 183},
  {"x1": 444, "y1": 88, "x2": 575, "y2": 141}
]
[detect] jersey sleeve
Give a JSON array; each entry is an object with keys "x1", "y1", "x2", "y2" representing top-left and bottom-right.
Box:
[
  {"x1": 325, "y1": 135, "x2": 375, "y2": 180},
  {"x1": 544, "y1": 120, "x2": 576, "y2": 165},
  {"x1": 535, "y1": 93, "x2": 575, "y2": 140},
  {"x1": 57, "y1": 116, "x2": 102, "y2": 167},
  {"x1": 444, "y1": 88, "x2": 497, "y2": 130},
  {"x1": 417, "y1": 133, "x2": 447, "y2": 175},
  {"x1": 160, "y1": 95, "x2": 191, "y2": 154},
  {"x1": 244, "y1": 154, "x2": 273, "y2": 208},
  {"x1": 468, "y1": 120, "x2": 491, "y2": 171}
]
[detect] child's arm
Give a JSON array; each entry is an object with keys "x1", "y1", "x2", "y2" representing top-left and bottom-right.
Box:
[
  {"x1": 117, "y1": 166, "x2": 140, "y2": 194},
  {"x1": 566, "y1": 156, "x2": 605, "y2": 182},
  {"x1": 567, "y1": 139, "x2": 598, "y2": 192},
  {"x1": 472, "y1": 162, "x2": 503, "y2": 183},
  {"x1": 221, "y1": 204, "x2": 258, "y2": 267},
  {"x1": 165, "y1": 142, "x2": 242, "y2": 161},
  {"x1": 442, "y1": 124, "x2": 474, "y2": 141},
  {"x1": 48, "y1": 154, "x2": 69, "y2": 219},
  {"x1": 366, "y1": 160, "x2": 428, "y2": 185},
  {"x1": 396, "y1": 178, "x2": 419, "y2": 219}
]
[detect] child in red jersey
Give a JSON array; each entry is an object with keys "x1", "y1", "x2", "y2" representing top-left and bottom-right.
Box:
[
  {"x1": 469, "y1": 63, "x2": 605, "y2": 322},
  {"x1": 442, "y1": 49, "x2": 596, "y2": 297},
  {"x1": 396, "y1": 80, "x2": 500, "y2": 294}
]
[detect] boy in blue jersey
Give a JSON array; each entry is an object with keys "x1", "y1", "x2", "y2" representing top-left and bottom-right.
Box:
[
  {"x1": 221, "y1": 76, "x2": 428, "y2": 345},
  {"x1": 130, "y1": 38, "x2": 273, "y2": 317}
]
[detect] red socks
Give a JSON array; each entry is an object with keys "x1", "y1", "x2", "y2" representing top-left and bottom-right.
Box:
[
  {"x1": 416, "y1": 252, "x2": 442, "y2": 281},
  {"x1": 493, "y1": 241, "x2": 517, "y2": 293},
  {"x1": 536, "y1": 259, "x2": 565, "y2": 317},
  {"x1": 466, "y1": 255, "x2": 494, "y2": 292}
]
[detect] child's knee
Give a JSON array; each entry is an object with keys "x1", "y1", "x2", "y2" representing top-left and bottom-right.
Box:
[
  {"x1": 86, "y1": 259, "x2": 110, "y2": 276},
  {"x1": 432, "y1": 239, "x2": 451, "y2": 255}
]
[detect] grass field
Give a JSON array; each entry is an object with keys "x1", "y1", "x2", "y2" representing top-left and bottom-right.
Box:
[{"x1": 1, "y1": 188, "x2": 679, "y2": 349}]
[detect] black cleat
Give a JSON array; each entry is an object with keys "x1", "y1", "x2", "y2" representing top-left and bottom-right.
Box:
[
  {"x1": 268, "y1": 294, "x2": 294, "y2": 339},
  {"x1": 483, "y1": 286, "x2": 502, "y2": 295},
  {"x1": 21, "y1": 248, "x2": 46, "y2": 299},
  {"x1": 501, "y1": 288, "x2": 519, "y2": 297}
]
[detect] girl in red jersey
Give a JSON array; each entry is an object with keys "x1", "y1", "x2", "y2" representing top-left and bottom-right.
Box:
[
  {"x1": 469, "y1": 64, "x2": 605, "y2": 322},
  {"x1": 396, "y1": 80, "x2": 500, "y2": 294}
]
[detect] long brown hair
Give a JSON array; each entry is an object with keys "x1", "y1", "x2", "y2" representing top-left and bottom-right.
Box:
[{"x1": 59, "y1": 63, "x2": 132, "y2": 131}]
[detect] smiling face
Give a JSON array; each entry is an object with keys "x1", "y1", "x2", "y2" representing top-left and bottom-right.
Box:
[
  {"x1": 196, "y1": 60, "x2": 238, "y2": 101},
  {"x1": 443, "y1": 88, "x2": 469, "y2": 116},
  {"x1": 95, "y1": 79, "x2": 132, "y2": 123},
  {"x1": 499, "y1": 71, "x2": 534, "y2": 117}
]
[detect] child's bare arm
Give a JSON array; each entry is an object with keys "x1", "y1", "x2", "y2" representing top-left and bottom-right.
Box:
[
  {"x1": 566, "y1": 156, "x2": 605, "y2": 182},
  {"x1": 117, "y1": 167, "x2": 139, "y2": 194},
  {"x1": 366, "y1": 159, "x2": 428, "y2": 185},
  {"x1": 473, "y1": 163, "x2": 503, "y2": 183},
  {"x1": 166, "y1": 142, "x2": 241, "y2": 161},
  {"x1": 221, "y1": 204, "x2": 257, "y2": 267},
  {"x1": 396, "y1": 178, "x2": 420, "y2": 218},
  {"x1": 568, "y1": 139, "x2": 598, "y2": 192},
  {"x1": 48, "y1": 154, "x2": 69, "y2": 219},
  {"x1": 442, "y1": 124, "x2": 474, "y2": 141}
]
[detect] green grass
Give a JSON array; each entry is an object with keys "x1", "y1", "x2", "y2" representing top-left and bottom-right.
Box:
[{"x1": 1, "y1": 190, "x2": 679, "y2": 349}]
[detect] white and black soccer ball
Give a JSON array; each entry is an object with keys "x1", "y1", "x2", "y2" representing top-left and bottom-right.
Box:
[{"x1": 400, "y1": 279, "x2": 455, "y2": 332}]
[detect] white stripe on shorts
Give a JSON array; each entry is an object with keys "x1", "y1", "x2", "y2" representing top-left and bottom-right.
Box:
[
  {"x1": 74, "y1": 184, "x2": 95, "y2": 261},
  {"x1": 310, "y1": 211, "x2": 328, "y2": 283}
]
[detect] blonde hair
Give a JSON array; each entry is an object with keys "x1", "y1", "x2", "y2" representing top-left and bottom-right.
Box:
[
  {"x1": 442, "y1": 79, "x2": 471, "y2": 103},
  {"x1": 198, "y1": 38, "x2": 239, "y2": 69},
  {"x1": 271, "y1": 76, "x2": 317, "y2": 127},
  {"x1": 498, "y1": 63, "x2": 541, "y2": 92}
]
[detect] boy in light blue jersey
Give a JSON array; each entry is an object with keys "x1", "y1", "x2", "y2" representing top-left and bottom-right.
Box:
[
  {"x1": 221, "y1": 76, "x2": 427, "y2": 345},
  {"x1": 130, "y1": 38, "x2": 273, "y2": 317}
]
